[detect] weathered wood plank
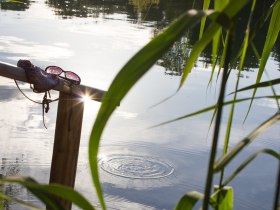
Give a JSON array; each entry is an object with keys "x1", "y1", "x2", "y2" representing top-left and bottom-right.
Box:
[{"x1": 49, "y1": 92, "x2": 84, "y2": 209}]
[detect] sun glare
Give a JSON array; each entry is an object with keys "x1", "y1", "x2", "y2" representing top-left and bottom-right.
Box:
[{"x1": 82, "y1": 95, "x2": 91, "y2": 102}]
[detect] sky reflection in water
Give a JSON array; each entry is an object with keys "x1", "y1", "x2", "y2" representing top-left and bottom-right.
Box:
[{"x1": 0, "y1": 0, "x2": 280, "y2": 209}]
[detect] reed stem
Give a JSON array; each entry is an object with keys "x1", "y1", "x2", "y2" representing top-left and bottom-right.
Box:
[{"x1": 202, "y1": 28, "x2": 233, "y2": 210}]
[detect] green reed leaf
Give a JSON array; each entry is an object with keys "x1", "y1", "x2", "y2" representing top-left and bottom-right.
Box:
[
  {"x1": 174, "y1": 191, "x2": 204, "y2": 210},
  {"x1": 218, "y1": 0, "x2": 257, "y2": 191},
  {"x1": 4, "y1": 0, "x2": 25, "y2": 3},
  {"x1": 250, "y1": 42, "x2": 261, "y2": 60},
  {"x1": 88, "y1": 9, "x2": 215, "y2": 210},
  {"x1": 264, "y1": 71, "x2": 280, "y2": 109},
  {"x1": 0, "y1": 193, "x2": 42, "y2": 210},
  {"x1": 199, "y1": 0, "x2": 211, "y2": 40},
  {"x1": 180, "y1": 23, "x2": 220, "y2": 89},
  {"x1": 179, "y1": 0, "x2": 251, "y2": 89},
  {"x1": 0, "y1": 177, "x2": 95, "y2": 210},
  {"x1": 207, "y1": 107, "x2": 217, "y2": 134},
  {"x1": 222, "y1": 149, "x2": 280, "y2": 186},
  {"x1": 245, "y1": 0, "x2": 280, "y2": 120},
  {"x1": 233, "y1": 78, "x2": 280, "y2": 93},
  {"x1": 207, "y1": 32, "x2": 230, "y2": 133},
  {"x1": 212, "y1": 186, "x2": 233, "y2": 210},
  {"x1": 6, "y1": 177, "x2": 64, "y2": 210},
  {"x1": 215, "y1": 32, "x2": 229, "y2": 81},
  {"x1": 174, "y1": 190, "x2": 222, "y2": 210},
  {"x1": 210, "y1": 0, "x2": 229, "y2": 81},
  {"x1": 150, "y1": 95, "x2": 280, "y2": 128},
  {"x1": 214, "y1": 111, "x2": 280, "y2": 172},
  {"x1": 230, "y1": 1, "x2": 275, "y2": 69}
]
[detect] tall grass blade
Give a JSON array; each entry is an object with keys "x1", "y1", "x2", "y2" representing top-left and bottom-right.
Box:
[
  {"x1": 222, "y1": 149, "x2": 280, "y2": 186},
  {"x1": 9, "y1": 178, "x2": 64, "y2": 210},
  {"x1": 180, "y1": 23, "x2": 220, "y2": 89},
  {"x1": 216, "y1": 32, "x2": 229, "y2": 80},
  {"x1": 5, "y1": 0, "x2": 25, "y2": 3},
  {"x1": 250, "y1": 42, "x2": 261, "y2": 60},
  {"x1": 0, "y1": 193, "x2": 42, "y2": 210},
  {"x1": 0, "y1": 177, "x2": 96, "y2": 210},
  {"x1": 88, "y1": 9, "x2": 214, "y2": 210},
  {"x1": 214, "y1": 111, "x2": 280, "y2": 172},
  {"x1": 172, "y1": 188, "x2": 231, "y2": 210},
  {"x1": 233, "y1": 78, "x2": 280, "y2": 93},
  {"x1": 229, "y1": 1, "x2": 275, "y2": 70},
  {"x1": 212, "y1": 186, "x2": 233, "y2": 210},
  {"x1": 207, "y1": 32, "x2": 230, "y2": 134},
  {"x1": 218, "y1": 0, "x2": 256, "y2": 194},
  {"x1": 179, "y1": 0, "x2": 251, "y2": 89},
  {"x1": 273, "y1": 160, "x2": 280, "y2": 210},
  {"x1": 174, "y1": 191, "x2": 204, "y2": 210},
  {"x1": 264, "y1": 71, "x2": 280, "y2": 109},
  {"x1": 207, "y1": 108, "x2": 217, "y2": 134},
  {"x1": 202, "y1": 24, "x2": 233, "y2": 210},
  {"x1": 150, "y1": 95, "x2": 280, "y2": 128},
  {"x1": 215, "y1": 0, "x2": 229, "y2": 14},
  {"x1": 199, "y1": 0, "x2": 211, "y2": 39},
  {"x1": 211, "y1": 0, "x2": 229, "y2": 80},
  {"x1": 245, "y1": 0, "x2": 280, "y2": 120}
]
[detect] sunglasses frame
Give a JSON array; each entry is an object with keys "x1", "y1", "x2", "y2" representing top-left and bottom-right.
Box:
[{"x1": 45, "y1": 66, "x2": 81, "y2": 85}]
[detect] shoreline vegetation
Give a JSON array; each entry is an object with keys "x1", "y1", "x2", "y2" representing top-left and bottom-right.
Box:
[{"x1": 1, "y1": 0, "x2": 280, "y2": 209}]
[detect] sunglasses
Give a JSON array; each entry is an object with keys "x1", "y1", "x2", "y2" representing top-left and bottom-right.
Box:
[{"x1": 45, "y1": 66, "x2": 81, "y2": 85}]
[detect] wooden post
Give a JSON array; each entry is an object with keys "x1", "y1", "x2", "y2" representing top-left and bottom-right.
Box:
[
  {"x1": 49, "y1": 92, "x2": 84, "y2": 209},
  {"x1": 0, "y1": 61, "x2": 107, "y2": 209}
]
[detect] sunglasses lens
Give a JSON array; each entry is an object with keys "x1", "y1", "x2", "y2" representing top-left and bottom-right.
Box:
[
  {"x1": 46, "y1": 66, "x2": 63, "y2": 75},
  {"x1": 65, "y1": 72, "x2": 81, "y2": 84}
]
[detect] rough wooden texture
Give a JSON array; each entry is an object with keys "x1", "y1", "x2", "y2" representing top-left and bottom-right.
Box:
[{"x1": 49, "y1": 92, "x2": 84, "y2": 209}]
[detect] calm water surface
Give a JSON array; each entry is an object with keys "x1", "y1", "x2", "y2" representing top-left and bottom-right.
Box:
[{"x1": 0, "y1": 0, "x2": 280, "y2": 209}]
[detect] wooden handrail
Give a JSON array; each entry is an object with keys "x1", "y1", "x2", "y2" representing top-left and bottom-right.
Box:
[{"x1": 0, "y1": 61, "x2": 106, "y2": 101}]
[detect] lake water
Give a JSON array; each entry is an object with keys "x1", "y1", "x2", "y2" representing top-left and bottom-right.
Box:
[{"x1": 0, "y1": 0, "x2": 280, "y2": 209}]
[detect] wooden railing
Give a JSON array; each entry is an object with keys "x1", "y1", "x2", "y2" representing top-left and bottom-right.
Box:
[
  {"x1": 0, "y1": 62, "x2": 105, "y2": 101},
  {"x1": 0, "y1": 61, "x2": 106, "y2": 209}
]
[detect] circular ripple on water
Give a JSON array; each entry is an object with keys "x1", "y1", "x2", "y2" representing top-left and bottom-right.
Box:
[{"x1": 99, "y1": 155, "x2": 174, "y2": 179}]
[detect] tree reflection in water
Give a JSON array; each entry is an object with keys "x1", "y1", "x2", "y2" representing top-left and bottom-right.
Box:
[
  {"x1": 0, "y1": 0, "x2": 30, "y2": 11},
  {"x1": 0, "y1": 0, "x2": 279, "y2": 76},
  {"x1": 158, "y1": 36, "x2": 190, "y2": 76}
]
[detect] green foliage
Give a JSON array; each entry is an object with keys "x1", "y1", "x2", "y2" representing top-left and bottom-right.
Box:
[
  {"x1": 88, "y1": 9, "x2": 216, "y2": 210},
  {"x1": 179, "y1": 0, "x2": 250, "y2": 89},
  {"x1": 234, "y1": 78, "x2": 280, "y2": 93},
  {"x1": 212, "y1": 186, "x2": 233, "y2": 210},
  {"x1": 1, "y1": 0, "x2": 279, "y2": 209},
  {"x1": 245, "y1": 0, "x2": 280, "y2": 120},
  {"x1": 174, "y1": 191, "x2": 204, "y2": 210},
  {"x1": 174, "y1": 187, "x2": 234, "y2": 210},
  {"x1": 0, "y1": 177, "x2": 95, "y2": 210},
  {"x1": 0, "y1": 193, "x2": 42, "y2": 210},
  {"x1": 222, "y1": 149, "x2": 280, "y2": 186},
  {"x1": 214, "y1": 112, "x2": 280, "y2": 172},
  {"x1": 199, "y1": 0, "x2": 211, "y2": 40}
]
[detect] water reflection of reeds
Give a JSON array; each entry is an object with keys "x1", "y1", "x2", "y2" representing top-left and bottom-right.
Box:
[{"x1": 129, "y1": 0, "x2": 159, "y2": 13}]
